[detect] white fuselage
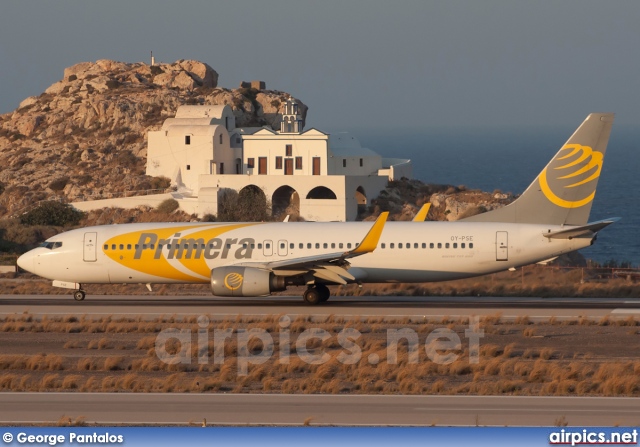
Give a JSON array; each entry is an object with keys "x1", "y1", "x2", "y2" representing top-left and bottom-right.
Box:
[{"x1": 17, "y1": 220, "x2": 592, "y2": 286}]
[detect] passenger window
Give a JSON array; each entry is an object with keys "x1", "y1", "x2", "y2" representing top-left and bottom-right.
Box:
[
  {"x1": 331, "y1": 243, "x2": 335, "y2": 249},
  {"x1": 461, "y1": 243, "x2": 465, "y2": 249},
  {"x1": 307, "y1": 243, "x2": 312, "y2": 249},
  {"x1": 429, "y1": 243, "x2": 434, "y2": 249},
  {"x1": 445, "y1": 243, "x2": 450, "y2": 249},
  {"x1": 127, "y1": 244, "x2": 132, "y2": 250},
  {"x1": 469, "y1": 243, "x2": 474, "y2": 249},
  {"x1": 414, "y1": 243, "x2": 418, "y2": 249},
  {"x1": 390, "y1": 243, "x2": 395, "y2": 249},
  {"x1": 150, "y1": 244, "x2": 155, "y2": 250},
  {"x1": 339, "y1": 243, "x2": 343, "y2": 249},
  {"x1": 289, "y1": 243, "x2": 293, "y2": 249},
  {"x1": 381, "y1": 243, "x2": 386, "y2": 249},
  {"x1": 258, "y1": 243, "x2": 263, "y2": 249},
  {"x1": 280, "y1": 243, "x2": 285, "y2": 249},
  {"x1": 323, "y1": 243, "x2": 328, "y2": 249},
  {"x1": 251, "y1": 244, "x2": 255, "y2": 249},
  {"x1": 315, "y1": 243, "x2": 320, "y2": 249},
  {"x1": 103, "y1": 245, "x2": 108, "y2": 250},
  {"x1": 112, "y1": 244, "x2": 116, "y2": 250},
  {"x1": 453, "y1": 243, "x2": 457, "y2": 249},
  {"x1": 119, "y1": 244, "x2": 124, "y2": 250},
  {"x1": 437, "y1": 243, "x2": 442, "y2": 249},
  {"x1": 399, "y1": 243, "x2": 403, "y2": 249},
  {"x1": 265, "y1": 243, "x2": 271, "y2": 249}
]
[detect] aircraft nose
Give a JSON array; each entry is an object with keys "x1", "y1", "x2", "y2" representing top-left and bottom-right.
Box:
[{"x1": 17, "y1": 251, "x2": 35, "y2": 273}]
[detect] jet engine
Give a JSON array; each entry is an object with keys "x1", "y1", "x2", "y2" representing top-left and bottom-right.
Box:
[{"x1": 210, "y1": 267, "x2": 287, "y2": 297}]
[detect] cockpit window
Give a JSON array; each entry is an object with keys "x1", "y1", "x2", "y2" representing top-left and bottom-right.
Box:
[{"x1": 39, "y1": 241, "x2": 63, "y2": 250}]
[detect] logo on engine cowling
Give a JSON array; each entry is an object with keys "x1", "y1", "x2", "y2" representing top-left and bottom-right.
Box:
[{"x1": 224, "y1": 272, "x2": 243, "y2": 290}]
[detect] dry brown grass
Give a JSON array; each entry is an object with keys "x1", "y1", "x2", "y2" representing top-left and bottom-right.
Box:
[{"x1": 0, "y1": 313, "x2": 639, "y2": 396}]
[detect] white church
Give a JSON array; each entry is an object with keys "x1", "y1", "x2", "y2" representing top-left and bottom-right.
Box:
[{"x1": 75, "y1": 99, "x2": 412, "y2": 221}]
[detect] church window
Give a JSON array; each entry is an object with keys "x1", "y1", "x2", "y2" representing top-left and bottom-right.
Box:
[
  {"x1": 286, "y1": 144, "x2": 292, "y2": 156},
  {"x1": 276, "y1": 156, "x2": 283, "y2": 169},
  {"x1": 295, "y1": 157, "x2": 302, "y2": 170}
]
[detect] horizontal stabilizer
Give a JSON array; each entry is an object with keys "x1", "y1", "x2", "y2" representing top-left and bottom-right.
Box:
[{"x1": 543, "y1": 218, "x2": 620, "y2": 239}]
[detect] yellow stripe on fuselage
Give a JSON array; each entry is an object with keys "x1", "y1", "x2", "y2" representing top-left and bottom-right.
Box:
[{"x1": 103, "y1": 223, "x2": 259, "y2": 281}]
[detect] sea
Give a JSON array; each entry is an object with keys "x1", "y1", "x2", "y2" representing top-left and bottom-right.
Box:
[{"x1": 340, "y1": 126, "x2": 639, "y2": 267}]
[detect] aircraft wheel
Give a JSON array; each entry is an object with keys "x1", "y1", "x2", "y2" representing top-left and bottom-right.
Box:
[
  {"x1": 303, "y1": 287, "x2": 321, "y2": 305},
  {"x1": 316, "y1": 284, "x2": 330, "y2": 302},
  {"x1": 73, "y1": 290, "x2": 86, "y2": 301}
]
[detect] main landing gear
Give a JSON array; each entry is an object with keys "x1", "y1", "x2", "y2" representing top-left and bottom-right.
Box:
[
  {"x1": 73, "y1": 289, "x2": 86, "y2": 301},
  {"x1": 303, "y1": 284, "x2": 330, "y2": 305}
]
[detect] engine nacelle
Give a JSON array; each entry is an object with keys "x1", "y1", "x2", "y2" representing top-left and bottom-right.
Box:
[{"x1": 210, "y1": 267, "x2": 287, "y2": 297}]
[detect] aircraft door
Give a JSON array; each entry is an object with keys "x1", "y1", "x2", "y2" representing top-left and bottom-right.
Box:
[
  {"x1": 263, "y1": 240, "x2": 273, "y2": 257},
  {"x1": 83, "y1": 232, "x2": 97, "y2": 262},
  {"x1": 278, "y1": 240, "x2": 288, "y2": 256},
  {"x1": 496, "y1": 231, "x2": 508, "y2": 261}
]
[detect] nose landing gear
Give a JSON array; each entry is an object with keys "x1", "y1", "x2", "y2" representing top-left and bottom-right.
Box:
[{"x1": 73, "y1": 290, "x2": 86, "y2": 301}]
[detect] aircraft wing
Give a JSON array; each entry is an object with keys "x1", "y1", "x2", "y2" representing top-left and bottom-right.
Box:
[
  {"x1": 543, "y1": 218, "x2": 620, "y2": 239},
  {"x1": 231, "y1": 212, "x2": 389, "y2": 284}
]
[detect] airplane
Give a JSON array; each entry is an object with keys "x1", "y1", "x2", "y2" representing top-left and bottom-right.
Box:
[{"x1": 17, "y1": 113, "x2": 617, "y2": 305}]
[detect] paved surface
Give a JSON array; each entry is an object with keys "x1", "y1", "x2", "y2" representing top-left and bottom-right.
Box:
[
  {"x1": 0, "y1": 393, "x2": 638, "y2": 426},
  {"x1": 0, "y1": 295, "x2": 638, "y2": 320}
]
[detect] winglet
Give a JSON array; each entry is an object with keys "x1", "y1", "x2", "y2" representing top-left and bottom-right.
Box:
[
  {"x1": 412, "y1": 203, "x2": 431, "y2": 222},
  {"x1": 349, "y1": 212, "x2": 388, "y2": 255}
]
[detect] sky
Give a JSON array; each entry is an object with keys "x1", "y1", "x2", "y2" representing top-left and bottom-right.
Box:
[{"x1": 1, "y1": 0, "x2": 639, "y2": 131}]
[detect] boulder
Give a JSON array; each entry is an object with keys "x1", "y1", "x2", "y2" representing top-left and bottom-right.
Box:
[
  {"x1": 15, "y1": 115, "x2": 44, "y2": 136},
  {"x1": 45, "y1": 81, "x2": 67, "y2": 95},
  {"x1": 178, "y1": 60, "x2": 218, "y2": 88},
  {"x1": 19, "y1": 96, "x2": 38, "y2": 109},
  {"x1": 63, "y1": 61, "x2": 95, "y2": 80}
]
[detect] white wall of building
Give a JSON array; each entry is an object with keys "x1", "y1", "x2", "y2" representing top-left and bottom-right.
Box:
[
  {"x1": 133, "y1": 102, "x2": 412, "y2": 221},
  {"x1": 242, "y1": 128, "x2": 329, "y2": 176},
  {"x1": 147, "y1": 123, "x2": 233, "y2": 195}
]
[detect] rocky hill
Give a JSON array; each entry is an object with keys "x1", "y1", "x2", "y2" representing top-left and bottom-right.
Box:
[
  {"x1": 0, "y1": 59, "x2": 307, "y2": 217},
  {"x1": 0, "y1": 59, "x2": 514, "y2": 224}
]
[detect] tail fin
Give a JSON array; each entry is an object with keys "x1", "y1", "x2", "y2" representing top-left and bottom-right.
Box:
[{"x1": 463, "y1": 113, "x2": 614, "y2": 225}]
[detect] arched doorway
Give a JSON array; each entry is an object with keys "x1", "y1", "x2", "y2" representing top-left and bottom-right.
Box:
[
  {"x1": 306, "y1": 186, "x2": 337, "y2": 200},
  {"x1": 272, "y1": 185, "x2": 300, "y2": 219},
  {"x1": 355, "y1": 186, "x2": 367, "y2": 220}
]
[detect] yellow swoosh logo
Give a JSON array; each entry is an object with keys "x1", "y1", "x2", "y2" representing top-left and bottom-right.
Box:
[{"x1": 539, "y1": 144, "x2": 602, "y2": 208}]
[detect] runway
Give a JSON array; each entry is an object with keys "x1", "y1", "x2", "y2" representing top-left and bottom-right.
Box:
[
  {"x1": 0, "y1": 295, "x2": 639, "y2": 320},
  {"x1": 0, "y1": 393, "x2": 638, "y2": 426}
]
